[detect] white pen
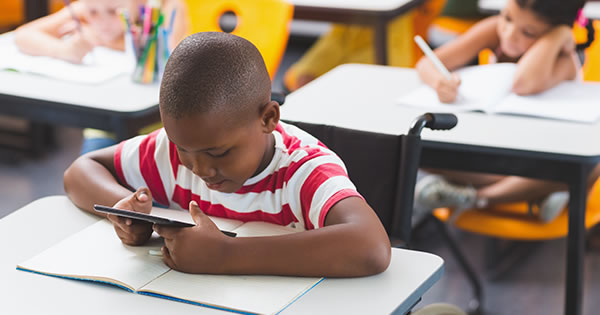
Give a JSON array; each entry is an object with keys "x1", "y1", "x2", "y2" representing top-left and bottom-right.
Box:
[{"x1": 414, "y1": 35, "x2": 452, "y2": 80}]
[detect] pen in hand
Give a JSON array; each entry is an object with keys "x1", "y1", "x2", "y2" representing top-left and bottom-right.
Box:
[
  {"x1": 63, "y1": 0, "x2": 83, "y2": 33},
  {"x1": 414, "y1": 35, "x2": 462, "y2": 103},
  {"x1": 414, "y1": 35, "x2": 452, "y2": 80},
  {"x1": 63, "y1": 0, "x2": 96, "y2": 64}
]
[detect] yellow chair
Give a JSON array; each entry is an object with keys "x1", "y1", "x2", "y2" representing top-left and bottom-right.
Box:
[
  {"x1": 184, "y1": 0, "x2": 293, "y2": 79},
  {"x1": 0, "y1": 0, "x2": 22, "y2": 30},
  {"x1": 428, "y1": 179, "x2": 600, "y2": 313},
  {"x1": 435, "y1": 179, "x2": 600, "y2": 240},
  {"x1": 583, "y1": 20, "x2": 600, "y2": 82}
]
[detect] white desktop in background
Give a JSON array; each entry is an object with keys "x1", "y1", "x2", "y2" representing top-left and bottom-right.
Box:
[
  {"x1": 396, "y1": 63, "x2": 600, "y2": 124},
  {"x1": 0, "y1": 32, "x2": 134, "y2": 84}
]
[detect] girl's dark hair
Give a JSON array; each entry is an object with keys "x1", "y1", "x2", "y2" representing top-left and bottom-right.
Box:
[{"x1": 516, "y1": 0, "x2": 595, "y2": 50}]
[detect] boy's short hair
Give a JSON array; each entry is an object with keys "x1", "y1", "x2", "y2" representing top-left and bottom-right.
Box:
[{"x1": 159, "y1": 32, "x2": 271, "y2": 120}]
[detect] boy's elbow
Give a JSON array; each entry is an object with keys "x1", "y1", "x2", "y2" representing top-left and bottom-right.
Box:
[
  {"x1": 63, "y1": 156, "x2": 86, "y2": 195},
  {"x1": 63, "y1": 160, "x2": 77, "y2": 195},
  {"x1": 356, "y1": 238, "x2": 391, "y2": 276}
]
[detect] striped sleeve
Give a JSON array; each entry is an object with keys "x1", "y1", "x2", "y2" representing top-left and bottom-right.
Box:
[
  {"x1": 113, "y1": 129, "x2": 171, "y2": 206},
  {"x1": 287, "y1": 153, "x2": 363, "y2": 230}
]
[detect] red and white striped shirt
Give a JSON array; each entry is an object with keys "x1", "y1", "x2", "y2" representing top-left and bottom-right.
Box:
[{"x1": 114, "y1": 122, "x2": 362, "y2": 230}]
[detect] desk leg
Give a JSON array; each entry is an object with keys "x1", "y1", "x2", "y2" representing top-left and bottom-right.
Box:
[
  {"x1": 565, "y1": 166, "x2": 589, "y2": 315},
  {"x1": 374, "y1": 20, "x2": 388, "y2": 65},
  {"x1": 112, "y1": 119, "x2": 137, "y2": 142}
]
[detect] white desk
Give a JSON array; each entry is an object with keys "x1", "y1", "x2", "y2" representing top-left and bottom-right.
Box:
[
  {"x1": 280, "y1": 63, "x2": 600, "y2": 315},
  {"x1": 478, "y1": 0, "x2": 600, "y2": 19},
  {"x1": 0, "y1": 196, "x2": 444, "y2": 315},
  {"x1": 291, "y1": 0, "x2": 422, "y2": 65},
  {"x1": 0, "y1": 69, "x2": 160, "y2": 141}
]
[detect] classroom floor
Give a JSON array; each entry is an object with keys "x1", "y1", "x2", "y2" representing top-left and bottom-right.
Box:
[{"x1": 1, "y1": 34, "x2": 600, "y2": 315}]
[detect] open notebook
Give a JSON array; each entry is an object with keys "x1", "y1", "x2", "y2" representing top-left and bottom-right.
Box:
[
  {"x1": 17, "y1": 210, "x2": 323, "y2": 315},
  {"x1": 396, "y1": 63, "x2": 600, "y2": 124},
  {"x1": 0, "y1": 33, "x2": 134, "y2": 84}
]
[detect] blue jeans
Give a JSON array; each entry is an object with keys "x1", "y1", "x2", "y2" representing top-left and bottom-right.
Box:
[{"x1": 80, "y1": 137, "x2": 118, "y2": 155}]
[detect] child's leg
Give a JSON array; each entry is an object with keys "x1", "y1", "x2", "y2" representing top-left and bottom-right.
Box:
[
  {"x1": 80, "y1": 129, "x2": 117, "y2": 155},
  {"x1": 429, "y1": 169, "x2": 505, "y2": 187},
  {"x1": 478, "y1": 163, "x2": 600, "y2": 204},
  {"x1": 477, "y1": 176, "x2": 564, "y2": 204}
]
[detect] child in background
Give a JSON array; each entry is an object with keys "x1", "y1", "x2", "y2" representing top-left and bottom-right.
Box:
[
  {"x1": 14, "y1": 0, "x2": 187, "y2": 64},
  {"x1": 14, "y1": 0, "x2": 187, "y2": 153},
  {"x1": 416, "y1": 0, "x2": 594, "y2": 103},
  {"x1": 414, "y1": 0, "x2": 598, "y2": 223},
  {"x1": 63, "y1": 32, "x2": 391, "y2": 277}
]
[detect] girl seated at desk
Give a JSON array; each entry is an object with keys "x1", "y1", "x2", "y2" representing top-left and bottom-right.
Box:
[
  {"x1": 14, "y1": 0, "x2": 188, "y2": 154},
  {"x1": 413, "y1": 0, "x2": 598, "y2": 223},
  {"x1": 14, "y1": 0, "x2": 187, "y2": 64}
]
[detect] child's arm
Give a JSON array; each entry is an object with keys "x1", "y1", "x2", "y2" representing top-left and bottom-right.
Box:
[
  {"x1": 416, "y1": 16, "x2": 500, "y2": 103},
  {"x1": 154, "y1": 197, "x2": 392, "y2": 277},
  {"x1": 512, "y1": 25, "x2": 578, "y2": 95},
  {"x1": 14, "y1": 4, "x2": 94, "y2": 63},
  {"x1": 64, "y1": 146, "x2": 154, "y2": 245}
]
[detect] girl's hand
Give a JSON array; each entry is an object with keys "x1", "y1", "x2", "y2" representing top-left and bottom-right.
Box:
[
  {"x1": 434, "y1": 73, "x2": 461, "y2": 103},
  {"x1": 153, "y1": 201, "x2": 229, "y2": 274},
  {"x1": 59, "y1": 32, "x2": 94, "y2": 63},
  {"x1": 107, "y1": 187, "x2": 154, "y2": 246}
]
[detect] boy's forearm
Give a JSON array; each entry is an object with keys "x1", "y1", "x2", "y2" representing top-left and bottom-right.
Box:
[
  {"x1": 220, "y1": 222, "x2": 391, "y2": 277},
  {"x1": 64, "y1": 156, "x2": 132, "y2": 216}
]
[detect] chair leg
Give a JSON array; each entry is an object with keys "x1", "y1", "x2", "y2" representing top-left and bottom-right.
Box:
[
  {"x1": 431, "y1": 215, "x2": 484, "y2": 315},
  {"x1": 484, "y1": 238, "x2": 540, "y2": 281}
]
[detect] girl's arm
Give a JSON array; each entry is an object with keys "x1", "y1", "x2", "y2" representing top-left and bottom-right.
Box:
[
  {"x1": 416, "y1": 16, "x2": 499, "y2": 82},
  {"x1": 14, "y1": 3, "x2": 93, "y2": 63},
  {"x1": 512, "y1": 25, "x2": 578, "y2": 95},
  {"x1": 416, "y1": 16, "x2": 500, "y2": 103}
]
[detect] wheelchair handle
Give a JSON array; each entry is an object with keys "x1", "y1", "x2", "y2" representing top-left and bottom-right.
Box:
[{"x1": 408, "y1": 113, "x2": 458, "y2": 136}]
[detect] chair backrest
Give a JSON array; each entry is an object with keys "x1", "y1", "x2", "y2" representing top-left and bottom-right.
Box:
[
  {"x1": 286, "y1": 122, "x2": 419, "y2": 245},
  {"x1": 184, "y1": 0, "x2": 293, "y2": 79}
]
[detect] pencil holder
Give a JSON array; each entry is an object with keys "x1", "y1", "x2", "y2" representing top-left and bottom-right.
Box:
[{"x1": 121, "y1": 4, "x2": 173, "y2": 84}]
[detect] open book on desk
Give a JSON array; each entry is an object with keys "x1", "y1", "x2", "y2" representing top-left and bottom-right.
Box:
[
  {"x1": 0, "y1": 33, "x2": 134, "y2": 84},
  {"x1": 396, "y1": 63, "x2": 600, "y2": 124},
  {"x1": 17, "y1": 211, "x2": 321, "y2": 315}
]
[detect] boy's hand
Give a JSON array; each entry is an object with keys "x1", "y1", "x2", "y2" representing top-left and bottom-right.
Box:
[
  {"x1": 107, "y1": 187, "x2": 154, "y2": 246},
  {"x1": 434, "y1": 73, "x2": 461, "y2": 103},
  {"x1": 60, "y1": 32, "x2": 94, "y2": 64},
  {"x1": 153, "y1": 201, "x2": 229, "y2": 274}
]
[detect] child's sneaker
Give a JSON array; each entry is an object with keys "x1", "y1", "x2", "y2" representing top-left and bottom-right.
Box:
[
  {"x1": 538, "y1": 191, "x2": 569, "y2": 223},
  {"x1": 414, "y1": 174, "x2": 478, "y2": 213}
]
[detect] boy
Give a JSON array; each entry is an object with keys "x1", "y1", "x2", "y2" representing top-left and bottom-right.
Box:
[{"x1": 64, "y1": 32, "x2": 391, "y2": 277}]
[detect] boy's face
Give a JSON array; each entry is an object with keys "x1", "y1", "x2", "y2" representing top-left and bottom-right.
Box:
[
  {"x1": 497, "y1": 0, "x2": 553, "y2": 58},
  {"x1": 80, "y1": 0, "x2": 126, "y2": 43},
  {"x1": 162, "y1": 103, "x2": 278, "y2": 194}
]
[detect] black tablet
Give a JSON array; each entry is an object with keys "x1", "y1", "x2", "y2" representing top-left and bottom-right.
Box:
[{"x1": 93, "y1": 205, "x2": 236, "y2": 237}]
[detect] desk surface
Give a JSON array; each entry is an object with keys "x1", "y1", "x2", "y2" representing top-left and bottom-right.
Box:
[
  {"x1": 291, "y1": 0, "x2": 412, "y2": 12},
  {"x1": 280, "y1": 64, "x2": 600, "y2": 159},
  {"x1": 478, "y1": 0, "x2": 600, "y2": 19},
  {"x1": 0, "y1": 196, "x2": 443, "y2": 315},
  {"x1": 0, "y1": 71, "x2": 159, "y2": 114}
]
